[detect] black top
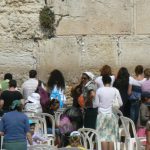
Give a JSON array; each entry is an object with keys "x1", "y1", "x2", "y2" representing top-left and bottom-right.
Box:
[
  {"x1": 45, "y1": 109, "x2": 54, "y2": 128},
  {"x1": 113, "y1": 79, "x2": 129, "y2": 104},
  {"x1": 0, "y1": 90, "x2": 23, "y2": 112}
]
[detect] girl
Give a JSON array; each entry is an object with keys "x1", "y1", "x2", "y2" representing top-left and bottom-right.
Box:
[
  {"x1": 94, "y1": 75, "x2": 122, "y2": 150},
  {"x1": 137, "y1": 95, "x2": 150, "y2": 137},
  {"x1": 47, "y1": 69, "x2": 66, "y2": 108},
  {"x1": 113, "y1": 67, "x2": 130, "y2": 117}
]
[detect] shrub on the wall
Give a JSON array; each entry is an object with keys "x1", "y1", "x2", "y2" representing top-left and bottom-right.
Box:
[{"x1": 39, "y1": 6, "x2": 55, "y2": 38}]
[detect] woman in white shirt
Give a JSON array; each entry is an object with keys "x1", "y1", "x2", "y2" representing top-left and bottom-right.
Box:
[
  {"x1": 94, "y1": 75, "x2": 122, "y2": 150},
  {"x1": 95, "y1": 65, "x2": 115, "y2": 89}
]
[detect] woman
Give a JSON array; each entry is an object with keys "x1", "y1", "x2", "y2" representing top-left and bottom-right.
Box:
[
  {"x1": 0, "y1": 100, "x2": 32, "y2": 150},
  {"x1": 71, "y1": 81, "x2": 83, "y2": 108},
  {"x1": 95, "y1": 65, "x2": 115, "y2": 89},
  {"x1": 128, "y1": 65, "x2": 146, "y2": 125},
  {"x1": 81, "y1": 72, "x2": 98, "y2": 129},
  {"x1": 47, "y1": 69, "x2": 66, "y2": 108},
  {"x1": 0, "y1": 79, "x2": 23, "y2": 113},
  {"x1": 113, "y1": 67, "x2": 130, "y2": 117},
  {"x1": 142, "y1": 68, "x2": 150, "y2": 93},
  {"x1": 94, "y1": 75, "x2": 122, "y2": 150}
]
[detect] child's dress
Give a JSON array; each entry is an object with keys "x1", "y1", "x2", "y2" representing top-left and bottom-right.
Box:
[{"x1": 137, "y1": 103, "x2": 149, "y2": 137}]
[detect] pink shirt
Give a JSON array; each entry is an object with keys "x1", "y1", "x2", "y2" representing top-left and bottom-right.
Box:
[{"x1": 141, "y1": 79, "x2": 150, "y2": 92}]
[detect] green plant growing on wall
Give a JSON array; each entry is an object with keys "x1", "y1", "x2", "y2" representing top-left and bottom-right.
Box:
[{"x1": 39, "y1": 6, "x2": 55, "y2": 38}]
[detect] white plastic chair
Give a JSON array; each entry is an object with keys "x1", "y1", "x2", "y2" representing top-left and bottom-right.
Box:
[
  {"x1": 54, "y1": 108, "x2": 66, "y2": 125},
  {"x1": 38, "y1": 113, "x2": 55, "y2": 137},
  {"x1": 0, "y1": 136, "x2": 3, "y2": 150},
  {"x1": 24, "y1": 110, "x2": 37, "y2": 117},
  {"x1": 112, "y1": 108, "x2": 124, "y2": 143},
  {"x1": 37, "y1": 113, "x2": 56, "y2": 146},
  {"x1": 120, "y1": 116, "x2": 146, "y2": 150},
  {"x1": 28, "y1": 115, "x2": 55, "y2": 146},
  {"x1": 78, "y1": 128, "x2": 101, "y2": 150},
  {"x1": 28, "y1": 144, "x2": 57, "y2": 150},
  {"x1": 54, "y1": 111, "x2": 63, "y2": 126},
  {"x1": 58, "y1": 148, "x2": 80, "y2": 150},
  {"x1": 112, "y1": 108, "x2": 123, "y2": 118},
  {"x1": 28, "y1": 116, "x2": 47, "y2": 135}
]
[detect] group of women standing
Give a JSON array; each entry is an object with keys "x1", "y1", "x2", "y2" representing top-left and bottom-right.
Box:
[
  {"x1": 0, "y1": 66, "x2": 149, "y2": 150},
  {"x1": 72, "y1": 64, "x2": 150, "y2": 150}
]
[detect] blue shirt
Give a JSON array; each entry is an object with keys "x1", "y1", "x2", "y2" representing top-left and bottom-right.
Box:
[{"x1": 0, "y1": 111, "x2": 30, "y2": 142}]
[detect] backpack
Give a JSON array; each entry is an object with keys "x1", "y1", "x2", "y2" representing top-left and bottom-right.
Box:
[
  {"x1": 59, "y1": 115, "x2": 74, "y2": 134},
  {"x1": 38, "y1": 86, "x2": 49, "y2": 108},
  {"x1": 50, "y1": 86, "x2": 64, "y2": 108},
  {"x1": 36, "y1": 80, "x2": 50, "y2": 109}
]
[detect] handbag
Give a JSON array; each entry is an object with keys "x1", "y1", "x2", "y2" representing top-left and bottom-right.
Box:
[
  {"x1": 78, "y1": 94, "x2": 85, "y2": 108},
  {"x1": 112, "y1": 88, "x2": 121, "y2": 109}
]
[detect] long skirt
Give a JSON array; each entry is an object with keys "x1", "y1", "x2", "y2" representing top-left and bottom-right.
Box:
[
  {"x1": 84, "y1": 108, "x2": 98, "y2": 129},
  {"x1": 96, "y1": 112, "x2": 119, "y2": 142},
  {"x1": 3, "y1": 140, "x2": 27, "y2": 150}
]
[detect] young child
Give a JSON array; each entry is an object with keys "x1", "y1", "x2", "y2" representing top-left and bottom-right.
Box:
[
  {"x1": 44, "y1": 99, "x2": 60, "y2": 134},
  {"x1": 137, "y1": 95, "x2": 150, "y2": 137},
  {"x1": 66, "y1": 131, "x2": 86, "y2": 150},
  {"x1": 29, "y1": 120, "x2": 47, "y2": 145},
  {"x1": 146, "y1": 120, "x2": 150, "y2": 150}
]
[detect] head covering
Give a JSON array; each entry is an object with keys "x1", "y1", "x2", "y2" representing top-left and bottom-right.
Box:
[
  {"x1": 27, "y1": 93, "x2": 40, "y2": 103},
  {"x1": 70, "y1": 131, "x2": 81, "y2": 137},
  {"x1": 29, "y1": 119, "x2": 36, "y2": 125},
  {"x1": 83, "y1": 72, "x2": 95, "y2": 80},
  {"x1": 11, "y1": 100, "x2": 22, "y2": 110}
]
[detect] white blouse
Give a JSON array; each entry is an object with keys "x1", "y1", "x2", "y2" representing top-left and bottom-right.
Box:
[
  {"x1": 93, "y1": 87, "x2": 122, "y2": 114},
  {"x1": 95, "y1": 75, "x2": 115, "y2": 89}
]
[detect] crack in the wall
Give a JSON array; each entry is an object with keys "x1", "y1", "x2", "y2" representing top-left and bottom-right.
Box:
[
  {"x1": 76, "y1": 35, "x2": 86, "y2": 69},
  {"x1": 55, "y1": 14, "x2": 69, "y2": 27},
  {"x1": 32, "y1": 41, "x2": 39, "y2": 71},
  {"x1": 76, "y1": 36, "x2": 85, "y2": 52},
  {"x1": 96, "y1": 0, "x2": 111, "y2": 8},
  {"x1": 116, "y1": 36, "x2": 122, "y2": 66},
  {"x1": 116, "y1": 38, "x2": 121, "y2": 56}
]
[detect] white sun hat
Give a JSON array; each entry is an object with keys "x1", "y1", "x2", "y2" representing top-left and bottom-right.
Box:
[{"x1": 70, "y1": 131, "x2": 81, "y2": 137}]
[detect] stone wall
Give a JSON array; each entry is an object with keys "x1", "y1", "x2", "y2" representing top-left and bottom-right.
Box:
[{"x1": 0, "y1": 0, "x2": 150, "y2": 84}]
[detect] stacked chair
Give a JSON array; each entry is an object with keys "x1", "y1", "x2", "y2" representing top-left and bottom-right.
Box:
[
  {"x1": 24, "y1": 111, "x2": 56, "y2": 150},
  {"x1": 120, "y1": 116, "x2": 146, "y2": 150}
]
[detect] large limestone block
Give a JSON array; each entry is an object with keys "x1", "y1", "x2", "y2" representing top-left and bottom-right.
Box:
[
  {"x1": 5, "y1": 0, "x2": 43, "y2": 6},
  {"x1": 50, "y1": 0, "x2": 133, "y2": 35},
  {"x1": 0, "y1": 39, "x2": 38, "y2": 75},
  {"x1": 136, "y1": 0, "x2": 150, "y2": 34},
  {"x1": 119, "y1": 36, "x2": 150, "y2": 70},
  {"x1": 0, "y1": 0, "x2": 44, "y2": 39},
  {"x1": 38, "y1": 37, "x2": 81, "y2": 82},
  {"x1": 37, "y1": 36, "x2": 118, "y2": 82}
]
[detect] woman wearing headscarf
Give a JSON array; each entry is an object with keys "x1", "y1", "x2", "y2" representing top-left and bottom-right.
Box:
[
  {"x1": 0, "y1": 100, "x2": 32, "y2": 150},
  {"x1": 81, "y1": 72, "x2": 98, "y2": 129}
]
